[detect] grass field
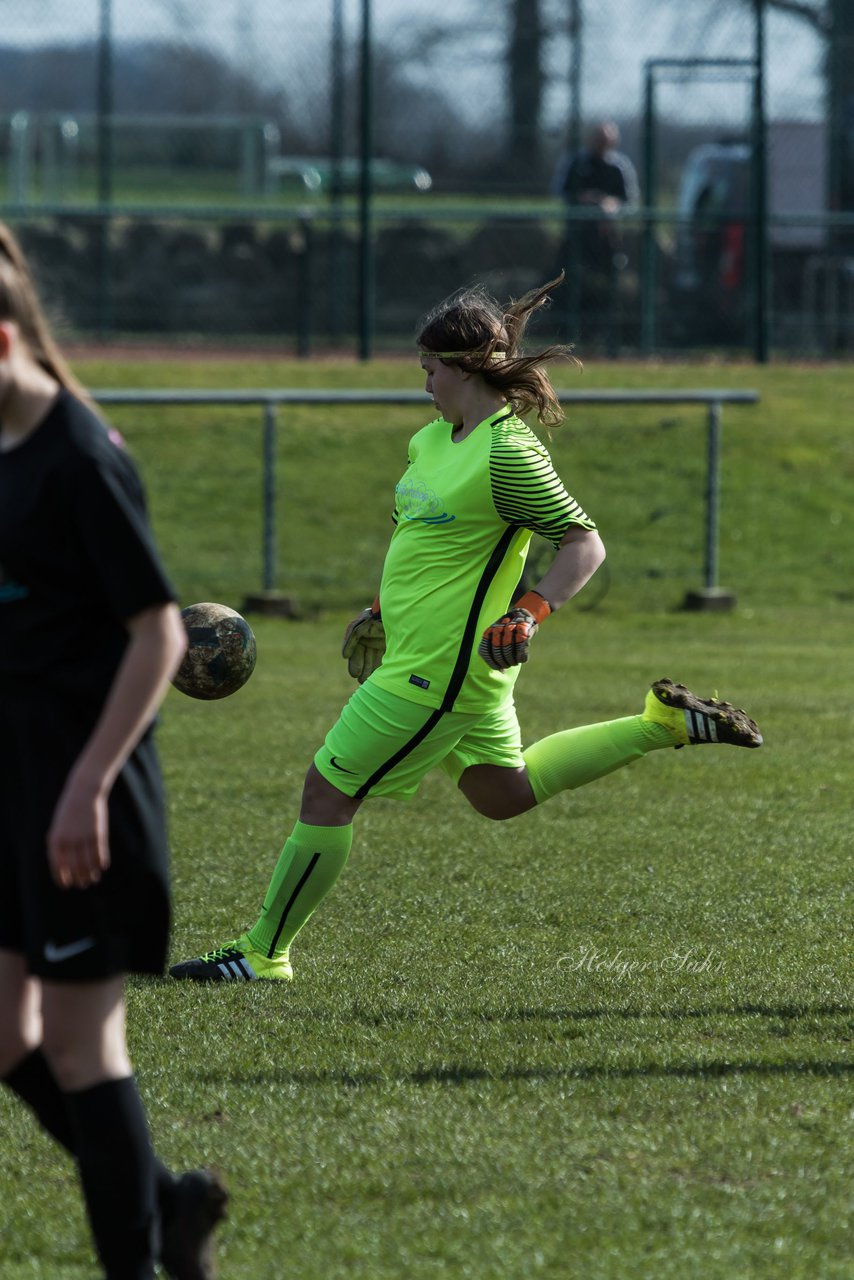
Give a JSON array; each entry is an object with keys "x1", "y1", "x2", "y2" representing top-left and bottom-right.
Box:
[{"x1": 0, "y1": 357, "x2": 851, "y2": 1278}]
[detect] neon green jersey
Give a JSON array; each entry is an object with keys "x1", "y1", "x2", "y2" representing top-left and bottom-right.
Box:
[{"x1": 372, "y1": 406, "x2": 596, "y2": 713}]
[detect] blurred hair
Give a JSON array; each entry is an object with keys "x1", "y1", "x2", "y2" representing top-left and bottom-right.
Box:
[
  {"x1": 0, "y1": 222, "x2": 90, "y2": 401},
  {"x1": 587, "y1": 120, "x2": 620, "y2": 152},
  {"x1": 416, "y1": 273, "x2": 578, "y2": 427}
]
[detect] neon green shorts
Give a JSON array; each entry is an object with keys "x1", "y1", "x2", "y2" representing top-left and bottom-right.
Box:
[{"x1": 314, "y1": 680, "x2": 525, "y2": 800}]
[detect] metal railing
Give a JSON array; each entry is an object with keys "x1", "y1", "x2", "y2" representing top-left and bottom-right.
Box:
[{"x1": 92, "y1": 388, "x2": 759, "y2": 610}]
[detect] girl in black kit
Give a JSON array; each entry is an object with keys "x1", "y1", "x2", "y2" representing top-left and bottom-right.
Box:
[{"x1": 0, "y1": 223, "x2": 227, "y2": 1279}]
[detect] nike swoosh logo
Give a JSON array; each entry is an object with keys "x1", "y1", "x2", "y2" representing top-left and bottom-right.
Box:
[
  {"x1": 44, "y1": 937, "x2": 97, "y2": 963},
  {"x1": 329, "y1": 756, "x2": 357, "y2": 775}
]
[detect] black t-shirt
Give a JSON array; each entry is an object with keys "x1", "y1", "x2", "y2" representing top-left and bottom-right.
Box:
[
  {"x1": 0, "y1": 389, "x2": 176, "y2": 701},
  {"x1": 561, "y1": 151, "x2": 630, "y2": 204}
]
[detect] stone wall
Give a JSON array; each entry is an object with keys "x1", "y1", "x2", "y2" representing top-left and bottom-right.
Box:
[{"x1": 15, "y1": 214, "x2": 573, "y2": 345}]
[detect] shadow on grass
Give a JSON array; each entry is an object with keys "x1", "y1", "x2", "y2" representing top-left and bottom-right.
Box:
[
  {"x1": 485, "y1": 1003, "x2": 854, "y2": 1022},
  {"x1": 144, "y1": 968, "x2": 851, "y2": 1024},
  {"x1": 200, "y1": 1059, "x2": 854, "y2": 1088},
  {"x1": 156, "y1": 983, "x2": 853, "y2": 1087},
  {"x1": 150, "y1": 977, "x2": 851, "y2": 1027},
  {"x1": 330, "y1": 1003, "x2": 850, "y2": 1024},
  {"x1": 179, "y1": 999, "x2": 849, "y2": 1024}
]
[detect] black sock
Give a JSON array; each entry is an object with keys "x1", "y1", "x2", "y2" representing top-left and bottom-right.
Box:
[
  {"x1": 4, "y1": 1047, "x2": 76, "y2": 1151},
  {"x1": 3, "y1": 1048, "x2": 178, "y2": 1206},
  {"x1": 64, "y1": 1076, "x2": 159, "y2": 1280}
]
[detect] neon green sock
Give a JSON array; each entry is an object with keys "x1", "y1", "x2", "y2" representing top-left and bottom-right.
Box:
[
  {"x1": 522, "y1": 715, "x2": 674, "y2": 805},
  {"x1": 246, "y1": 820, "x2": 353, "y2": 958}
]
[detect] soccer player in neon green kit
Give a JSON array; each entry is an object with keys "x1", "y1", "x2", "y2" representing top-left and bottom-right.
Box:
[{"x1": 171, "y1": 274, "x2": 762, "y2": 984}]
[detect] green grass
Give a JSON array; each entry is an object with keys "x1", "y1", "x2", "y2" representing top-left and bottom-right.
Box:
[
  {"x1": 0, "y1": 359, "x2": 851, "y2": 1278},
  {"x1": 2, "y1": 171, "x2": 571, "y2": 216},
  {"x1": 77, "y1": 356, "x2": 853, "y2": 616}
]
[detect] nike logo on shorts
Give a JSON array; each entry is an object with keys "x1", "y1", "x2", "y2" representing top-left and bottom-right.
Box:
[
  {"x1": 44, "y1": 937, "x2": 97, "y2": 964},
  {"x1": 330, "y1": 756, "x2": 357, "y2": 775}
]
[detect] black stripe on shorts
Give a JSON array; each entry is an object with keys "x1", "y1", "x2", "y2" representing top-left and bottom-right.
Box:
[{"x1": 354, "y1": 523, "x2": 520, "y2": 799}]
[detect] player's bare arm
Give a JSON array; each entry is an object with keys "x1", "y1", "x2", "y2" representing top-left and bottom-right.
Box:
[
  {"x1": 479, "y1": 528, "x2": 606, "y2": 671},
  {"x1": 47, "y1": 603, "x2": 186, "y2": 888},
  {"x1": 533, "y1": 526, "x2": 607, "y2": 612}
]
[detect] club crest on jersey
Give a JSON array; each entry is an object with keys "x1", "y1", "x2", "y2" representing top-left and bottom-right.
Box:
[{"x1": 394, "y1": 477, "x2": 456, "y2": 524}]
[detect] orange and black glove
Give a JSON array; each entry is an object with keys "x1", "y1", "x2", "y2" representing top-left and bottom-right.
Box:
[
  {"x1": 477, "y1": 590, "x2": 552, "y2": 670},
  {"x1": 342, "y1": 596, "x2": 385, "y2": 683}
]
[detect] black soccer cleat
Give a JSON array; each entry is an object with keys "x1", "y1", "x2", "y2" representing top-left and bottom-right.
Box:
[
  {"x1": 161, "y1": 1169, "x2": 228, "y2": 1280},
  {"x1": 169, "y1": 938, "x2": 293, "y2": 982},
  {"x1": 645, "y1": 678, "x2": 764, "y2": 748}
]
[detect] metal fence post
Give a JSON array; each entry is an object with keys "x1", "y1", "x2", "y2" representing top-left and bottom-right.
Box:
[
  {"x1": 752, "y1": 0, "x2": 770, "y2": 363},
  {"x1": 683, "y1": 398, "x2": 736, "y2": 611},
  {"x1": 96, "y1": 0, "x2": 114, "y2": 338},
  {"x1": 262, "y1": 401, "x2": 277, "y2": 592},
  {"x1": 640, "y1": 65, "x2": 656, "y2": 355},
  {"x1": 9, "y1": 111, "x2": 32, "y2": 203},
  {"x1": 296, "y1": 216, "x2": 314, "y2": 358},
  {"x1": 358, "y1": 0, "x2": 375, "y2": 361},
  {"x1": 328, "y1": 0, "x2": 346, "y2": 343},
  {"x1": 704, "y1": 399, "x2": 721, "y2": 592}
]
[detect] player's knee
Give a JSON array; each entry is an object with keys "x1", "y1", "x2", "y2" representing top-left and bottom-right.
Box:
[
  {"x1": 462, "y1": 789, "x2": 525, "y2": 821},
  {"x1": 0, "y1": 973, "x2": 42, "y2": 1074},
  {"x1": 300, "y1": 762, "x2": 360, "y2": 825},
  {"x1": 0, "y1": 1026, "x2": 37, "y2": 1076},
  {"x1": 40, "y1": 1022, "x2": 88, "y2": 1087},
  {"x1": 459, "y1": 766, "x2": 536, "y2": 821},
  {"x1": 40, "y1": 1015, "x2": 123, "y2": 1089},
  {"x1": 475, "y1": 800, "x2": 518, "y2": 821}
]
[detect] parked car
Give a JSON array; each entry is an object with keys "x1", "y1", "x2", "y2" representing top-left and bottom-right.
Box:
[
  {"x1": 670, "y1": 142, "x2": 751, "y2": 338},
  {"x1": 668, "y1": 123, "x2": 827, "y2": 343},
  {"x1": 267, "y1": 155, "x2": 432, "y2": 196}
]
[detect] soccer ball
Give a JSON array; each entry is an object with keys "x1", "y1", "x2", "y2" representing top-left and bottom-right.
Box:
[{"x1": 172, "y1": 602, "x2": 257, "y2": 700}]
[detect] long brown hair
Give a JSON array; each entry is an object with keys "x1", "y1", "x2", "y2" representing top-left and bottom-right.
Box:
[
  {"x1": 0, "y1": 222, "x2": 90, "y2": 401},
  {"x1": 416, "y1": 272, "x2": 578, "y2": 427}
]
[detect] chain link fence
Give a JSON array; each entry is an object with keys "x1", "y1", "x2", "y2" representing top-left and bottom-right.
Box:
[{"x1": 0, "y1": 0, "x2": 848, "y2": 356}]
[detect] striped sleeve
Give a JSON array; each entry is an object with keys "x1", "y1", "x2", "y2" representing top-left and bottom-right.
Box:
[{"x1": 489, "y1": 421, "x2": 595, "y2": 548}]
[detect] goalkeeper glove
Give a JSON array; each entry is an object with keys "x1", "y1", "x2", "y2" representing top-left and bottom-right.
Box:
[
  {"x1": 342, "y1": 596, "x2": 385, "y2": 683},
  {"x1": 477, "y1": 590, "x2": 552, "y2": 670}
]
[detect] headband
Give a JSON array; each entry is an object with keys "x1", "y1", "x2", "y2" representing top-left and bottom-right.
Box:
[{"x1": 419, "y1": 349, "x2": 507, "y2": 362}]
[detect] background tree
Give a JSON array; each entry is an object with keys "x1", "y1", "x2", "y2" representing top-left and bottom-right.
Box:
[{"x1": 507, "y1": 0, "x2": 545, "y2": 184}]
